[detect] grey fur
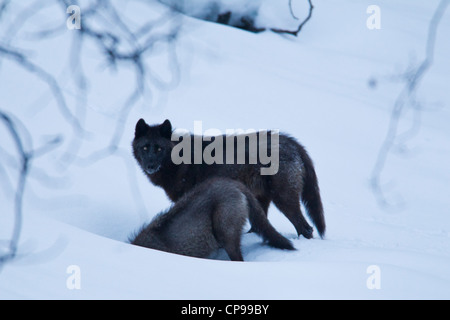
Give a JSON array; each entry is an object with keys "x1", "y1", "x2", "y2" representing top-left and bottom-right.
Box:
[
  {"x1": 133, "y1": 119, "x2": 326, "y2": 239},
  {"x1": 130, "y1": 178, "x2": 295, "y2": 261}
]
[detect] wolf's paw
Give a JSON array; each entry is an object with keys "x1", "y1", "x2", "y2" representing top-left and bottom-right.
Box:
[{"x1": 299, "y1": 224, "x2": 314, "y2": 239}]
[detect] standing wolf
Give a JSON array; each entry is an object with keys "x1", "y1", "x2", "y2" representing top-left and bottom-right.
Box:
[
  {"x1": 132, "y1": 119, "x2": 325, "y2": 239},
  {"x1": 130, "y1": 178, "x2": 294, "y2": 261}
]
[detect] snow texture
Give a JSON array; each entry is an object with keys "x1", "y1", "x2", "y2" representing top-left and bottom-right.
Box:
[{"x1": 0, "y1": 0, "x2": 450, "y2": 299}]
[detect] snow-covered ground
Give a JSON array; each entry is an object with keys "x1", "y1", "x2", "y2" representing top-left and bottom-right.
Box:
[{"x1": 1, "y1": 0, "x2": 449, "y2": 299}]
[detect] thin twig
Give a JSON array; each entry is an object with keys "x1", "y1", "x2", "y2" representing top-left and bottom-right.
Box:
[
  {"x1": 370, "y1": 0, "x2": 450, "y2": 207},
  {"x1": 0, "y1": 45, "x2": 84, "y2": 134},
  {"x1": 272, "y1": 0, "x2": 314, "y2": 36},
  {"x1": 0, "y1": 111, "x2": 30, "y2": 267},
  {"x1": 0, "y1": 1, "x2": 184, "y2": 268},
  {"x1": 289, "y1": 0, "x2": 299, "y2": 20}
]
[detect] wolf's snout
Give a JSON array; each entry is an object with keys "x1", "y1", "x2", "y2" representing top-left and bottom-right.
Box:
[{"x1": 145, "y1": 163, "x2": 160, "y2": 175}]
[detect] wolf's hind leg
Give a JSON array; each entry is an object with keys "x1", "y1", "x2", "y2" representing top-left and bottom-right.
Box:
[
  {"x1": 247, "y1": 195, "x2": 271, "y2": 234},
  {"x1": 223, "y1": 243, "x2": 244, "y2": 262},
  {"x1": 212, "y1": 206, "x2": 246, "y2": 261},
  {"x1": 214, "y1": 225, "x2": 244, "y2": 261},
  {"x1": 272, "y1": 192, "x2": 313, "y2": 239}
]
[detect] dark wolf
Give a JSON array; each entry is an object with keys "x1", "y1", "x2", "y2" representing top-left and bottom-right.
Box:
[
  {"x1": 130, "y1": 178, "x2": 295, "y2": 261},
  {"x1": 132, "y1": 119, "x2": 325, "y2": 239}
]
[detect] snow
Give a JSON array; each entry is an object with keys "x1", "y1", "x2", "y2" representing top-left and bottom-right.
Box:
[{"x1": 1, "y1": 0, "x2": 450, "y2": 299}]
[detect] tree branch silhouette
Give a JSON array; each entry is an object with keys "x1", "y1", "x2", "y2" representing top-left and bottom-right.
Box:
[
  {"x1": 271, "y1": 0, "x2": 314, "y2": 36},
  {"x1": 0, "y1": 111, "x2": 29, "y2": 267},
  {"x1": 370, "y1": 0, "x2": 450, "y2": 208},
  {"x1": 0, "y1": 1, "x2": 184, "y2": 268}
]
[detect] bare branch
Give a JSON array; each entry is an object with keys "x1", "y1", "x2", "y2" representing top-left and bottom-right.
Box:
[
  {"x1": 0, "y1": 109, "x2": 66, "y2": 270},
  {"x1": 271, "y1": 0, "x2": 314, "y2": 36},
  {"x1": 0, "y1": 111, "x2": 30, "y2": 267},
  {"x1": 370, "y1": 0, "x2": 450, "y2": 208},
  {"x1": 0, "y1": 45, "x2": 85, "y2": 135},
  {"x1": 289, "y1": 0, "x2": 300, "y2": 20}
]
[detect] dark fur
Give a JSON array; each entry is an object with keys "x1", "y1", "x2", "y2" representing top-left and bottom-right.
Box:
[
  {"x1": 132, "y1": 119, "x2": 325, "y2": 239},
  {"x1": 130, "y1": 178, "x2": 295, "y2": 261}
]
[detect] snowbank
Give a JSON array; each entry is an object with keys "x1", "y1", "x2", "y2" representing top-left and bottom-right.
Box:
[{"x1": 1, "y1": 0, "x2": 449, "y2": 299}]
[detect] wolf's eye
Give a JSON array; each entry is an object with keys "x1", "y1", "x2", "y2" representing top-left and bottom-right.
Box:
[
  {"x1": 156, "y1": 146, "x2": 162, "y2": 153},
  {"x1": 143, "y1": 146, "x2": 148, "y2": 152}
]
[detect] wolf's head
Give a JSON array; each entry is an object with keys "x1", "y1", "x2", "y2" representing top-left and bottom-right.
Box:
[{"x1": 132, "y1": 119, "x2": 173, "y2": 175}]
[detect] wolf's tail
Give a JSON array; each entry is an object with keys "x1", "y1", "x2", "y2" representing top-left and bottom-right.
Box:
[
  {"x1": 298, "y1": 145, "x2": 326, "y2": 238},
  {"x1": 244, "y1": 190, "x2": 295, "y2": 250}
]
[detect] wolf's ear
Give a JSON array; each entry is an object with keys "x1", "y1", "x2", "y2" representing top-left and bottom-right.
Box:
[
  {"x1": 159, "y1": 119, "x2": 172, "y2": 139},
  {"x1": 135, "y1": 118, "x2": 149, "y2": 138}
]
